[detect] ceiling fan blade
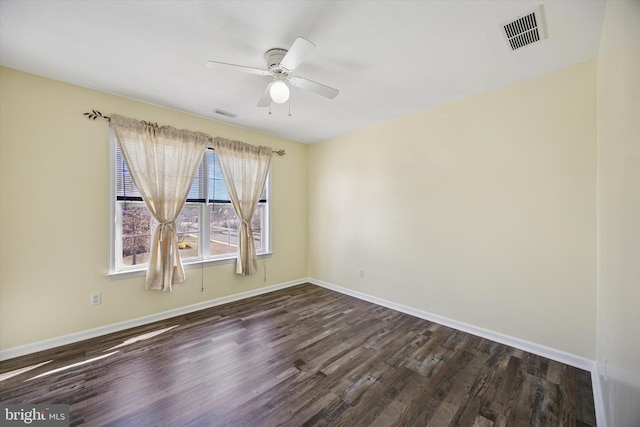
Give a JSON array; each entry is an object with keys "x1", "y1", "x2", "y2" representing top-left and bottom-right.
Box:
[
  {"x1": 257, "y1": 82, "x2": 274, "y2": 107},
  {"x1": 289, "y1": 76, "x2": 339, "y2": 99},
  {"x1": 206, "y1": 60, "x2": 270, "y2": 77},
  {"x1": 280, "y1": 37, "x2": 315, "y2": 72}
]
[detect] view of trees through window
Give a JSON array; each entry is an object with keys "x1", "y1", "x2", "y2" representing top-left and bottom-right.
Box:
[
  {"x1": 119, "y1": 202, "x2": 265, "y2": 267},
  {"x1": 121, "y1": 204, "x2": 154, "y2": 266},
  {"x1": 114, "y1": 140, "x2": 268, "y2": 271}
]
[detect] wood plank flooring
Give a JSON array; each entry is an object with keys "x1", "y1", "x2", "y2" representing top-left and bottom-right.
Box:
[{"x1": 0, "y1": 284, "x2": 596, "y2": 426}]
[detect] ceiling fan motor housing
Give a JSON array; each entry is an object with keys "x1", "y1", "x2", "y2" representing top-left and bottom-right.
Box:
[{"x1": 265, "y1": 48, "x2": 289, "y2": 74}]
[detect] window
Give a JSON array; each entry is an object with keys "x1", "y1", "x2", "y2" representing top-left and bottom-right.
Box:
[{"x1": 110, "y1": 132, "x2": 270, "y2": 274}]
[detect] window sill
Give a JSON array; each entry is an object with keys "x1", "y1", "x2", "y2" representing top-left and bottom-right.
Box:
[{"x1": 107, "y1": 252, "x2": 273, "y2": 280}]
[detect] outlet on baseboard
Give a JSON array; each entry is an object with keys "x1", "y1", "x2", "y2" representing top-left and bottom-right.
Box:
[
  {"x1": 357, "y1": 268, "x2": 364, "y2": 279},
  {"x1": 90, "y1": 292, "x2": 102, "y2": 306}
]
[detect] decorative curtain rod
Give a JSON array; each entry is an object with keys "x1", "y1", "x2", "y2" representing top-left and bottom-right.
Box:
[{"x1": 83, "y1": 110, "x2": 286, "y2": 156}]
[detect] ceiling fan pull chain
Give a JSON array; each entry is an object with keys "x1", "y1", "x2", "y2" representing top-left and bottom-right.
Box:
[{"x1": 288, "y1": 100, "x2": 292, "y2": 117}]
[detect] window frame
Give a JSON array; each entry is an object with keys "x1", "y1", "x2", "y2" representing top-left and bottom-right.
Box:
[{"x1": 108, "y1": 129, "x2": 271, "y2": 277}]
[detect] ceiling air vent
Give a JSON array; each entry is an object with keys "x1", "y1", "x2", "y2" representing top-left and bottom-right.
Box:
[
  {"x1": 214, "y1": 108, "x2": 238, "y2": 119},
  {"x1": 501, "y1": 5, "x2": 547, "y2": 51}
]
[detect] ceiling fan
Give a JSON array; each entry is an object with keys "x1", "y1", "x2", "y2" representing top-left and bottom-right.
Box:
[{"x1": 206, "y1": 37, "x2": 339, "y2": 107}]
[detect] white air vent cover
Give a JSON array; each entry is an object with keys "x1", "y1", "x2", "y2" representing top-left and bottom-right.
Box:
[
  {"x1": 214, "y1": 108, "x2": 238, "y2": 118},
  {"x1": 501, "y1": 5, "x2": 547, "y2": 51}
]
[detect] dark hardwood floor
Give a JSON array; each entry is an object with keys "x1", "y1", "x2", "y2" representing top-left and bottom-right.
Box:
[{"x1": 0, "y1": 284, "x2": 596, "y2": 426}]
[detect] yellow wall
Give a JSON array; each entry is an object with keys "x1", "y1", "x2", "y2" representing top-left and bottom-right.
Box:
[
  {"x1": 0, "y1": 51, "x2": 608, "y2": 365},
  {"x1": 0, "y1": 67, "x2": 308, "y2": 350},
  {"x1": 308, "y1": 61, "x2": 597, "y2": 358},
  {"x1": 596, "y1": 1, "x2": 640, "y2": 425}
]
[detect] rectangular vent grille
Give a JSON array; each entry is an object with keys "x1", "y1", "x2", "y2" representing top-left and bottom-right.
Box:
[
  {"x1": 214, "y1": 108, "x2": 238, "y2": 118},
  {"x1": 501, "y1": 6, "x2": 546, "y2": 51}
]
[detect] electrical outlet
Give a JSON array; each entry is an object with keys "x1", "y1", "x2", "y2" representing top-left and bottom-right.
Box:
[
  {"x1": 357, "y1": 268, "x2": 364, "y2": 279},
  {"x1": 90, "y1": 292, "x2": 102, "y2": 306}
]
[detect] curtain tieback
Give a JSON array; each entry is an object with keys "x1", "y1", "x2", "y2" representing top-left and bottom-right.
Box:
[{"x1": 158, "y1": 221, "x2": 175, "y2": 242}]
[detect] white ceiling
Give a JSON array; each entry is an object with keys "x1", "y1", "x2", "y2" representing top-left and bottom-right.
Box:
[{"x1": 0, "y1": 0, "x2": 606, "y2": 144}]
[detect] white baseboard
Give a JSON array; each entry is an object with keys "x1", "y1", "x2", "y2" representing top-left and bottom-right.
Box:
[
  {"x1": 310, "y1": 277, "x2": 609, "y2": 425},
  {"x1": 0, "y1": 278, "x2": 307, "y2": 361},
  {"x1": 310, "y1": 278, "x2": 594, "y2": 370},
  {"x1": 1, "y1": 277, "x2": 607, "y2": 425},
  {"x1": 591, "y1": 363, "x2": 608, "y2": 427}
]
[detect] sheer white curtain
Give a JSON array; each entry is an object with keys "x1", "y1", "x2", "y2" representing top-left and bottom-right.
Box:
[
  {"x1": 111, "y1": 114, "x2": 208, "y2": 291},
  {"x1": 213, "y1": 137, "x2": 272, "y2": 275}
]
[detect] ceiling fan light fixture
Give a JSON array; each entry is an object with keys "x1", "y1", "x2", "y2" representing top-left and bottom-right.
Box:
[{"x1": 270, "y1": 81, "x2": 290, "y2": 104}]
